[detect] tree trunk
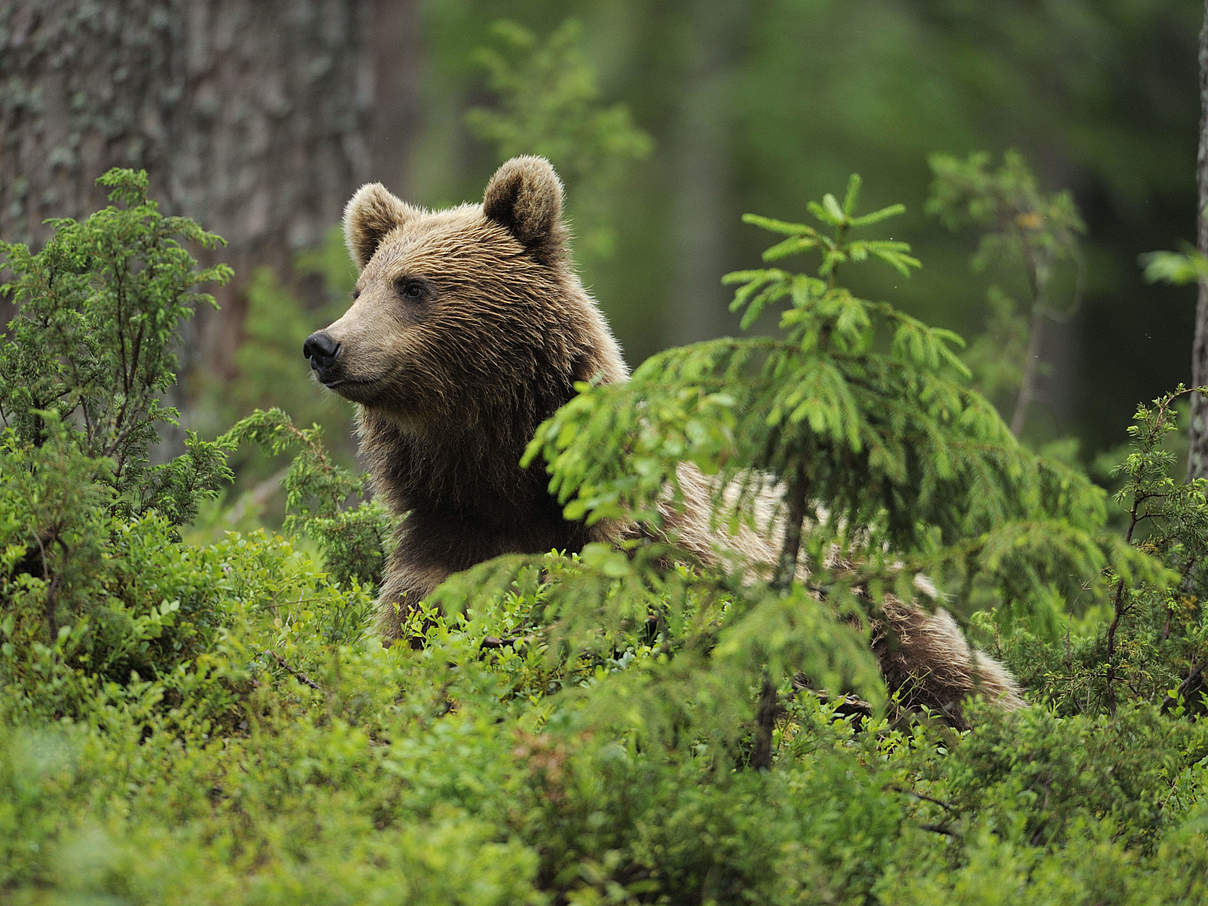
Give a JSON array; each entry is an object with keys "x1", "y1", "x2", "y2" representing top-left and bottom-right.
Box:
[
  {"x1": 663, "y1": 0, "x2": 748, "y2": 346},
  {"x1": 1191, "y1": 0, "x2": 1208, "y2": 480},
  {"x1": 0, "y1": 1, "x2": 408, "y2": 381},
  {"x1": 369, "y1": 0, "x2": 422, "y2": 191}
]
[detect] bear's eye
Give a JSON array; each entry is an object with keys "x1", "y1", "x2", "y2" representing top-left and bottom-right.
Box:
[{"x1": 396, "y1": 278, "x2": 427, "y2": 302}]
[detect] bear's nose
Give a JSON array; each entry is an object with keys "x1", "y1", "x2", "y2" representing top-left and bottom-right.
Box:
[{"x1": 303, "y1": 331, "x2": 341, "y2": 368}]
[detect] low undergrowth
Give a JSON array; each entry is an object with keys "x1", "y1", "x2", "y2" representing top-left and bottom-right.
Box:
[{"x1": 1, "y1": 169, "x2": 1206, "y2": 905}]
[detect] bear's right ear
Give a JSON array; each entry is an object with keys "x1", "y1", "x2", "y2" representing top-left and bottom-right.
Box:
[
  {"x1": 483, "y1": 156, "x2": 568, "y2": 265},
  {"x1": 344, "y1": 183, "x2": 412, "y2": 270}
]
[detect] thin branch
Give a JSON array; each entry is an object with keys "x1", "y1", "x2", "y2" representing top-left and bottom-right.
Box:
[
  {"x1": 269, "y1": 652, "x2": 323, "y2": 691},
  {"x1": 887, "y1": 785, "x2": 955, "y2": 813},
  {"x1": 919, "y1": 823, "x2": 960, "y2": 839},
  {"x1": 748, "y1": 674, "x2": 778, "y2": 771},
  {"x1": 1161, "y1": 661, "x2": 1207, "y2": 716},
  {"x1": 773, "y1": 462, "x2": 808, "y2": 592},
  {"x1": 1009, "y1": 238, "x2": 1050, "y2": 437},
  {"x1": 1103, "y1": 479, "x2": 1147, "y2": 714}
]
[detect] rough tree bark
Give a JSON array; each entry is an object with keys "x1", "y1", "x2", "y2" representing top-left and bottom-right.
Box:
[
  {"x1": 0, "y1": 0, "x2": 416, "y2": 381},
  {"x1": 1192, "y1": 0, "x2": 1208, "y2": 481}
]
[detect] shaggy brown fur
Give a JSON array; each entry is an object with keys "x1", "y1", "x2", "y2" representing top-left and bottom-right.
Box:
[{"x1": 304, "y1": 155, "x2": 1022, "y2": 721}]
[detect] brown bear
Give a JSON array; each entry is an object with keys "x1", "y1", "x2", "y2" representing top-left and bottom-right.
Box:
[{"x1": 303, "y1": 155, "x2": 1022, "y2": 721}]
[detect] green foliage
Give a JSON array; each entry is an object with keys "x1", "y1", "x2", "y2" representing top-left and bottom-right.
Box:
[
  {"x1": 928, "y1": 151, "x2": 1085, "y2": 435},
  {"x1": 193, "y1": 226, "x2": 359, "y2": 508},
  {"x1": 529, "y1": 174, "x2": 1159, "y2": 641},
  {"x1": 418, "y1": 0, "x2": 1197, "y2": 438},
  {"x1": 928, "y1": 151, "x2": 1085, "y2": 266},
  {"x1": 5, "y1": 168, "x2": 1208, "y2": 904},
  {"x1": 961, "y1": 285, "x2": 1030, "y2": 407},
  {"x1": 428, "y1": 548, "x2": 883, "y2": 762},
  {"x1": 184, "y1": 246, "x2": 361, "y2": 575},
  {"x1": 1015, "y1": 388, "x2": 1208, "y2": 715},
  {"x1": 982, "y1": 388, "x2": 1208, "y2": 722},
  {"x1": 0, "y1": 415, "x2": 239, "y2": 721},
  {"x1": 0, "y1": 168, "x2": 234, "y2": 523},
  {"x1": 1140, "y1": 245, "x2": 1208, "y2": 286},
  {"x1": 927, "y1": 702, "x2": 1208, "y2": 852},
  {"x1": 467, "y1": 19, "x2": 653, "y2": 265},
  {"x1": 0, "y1": 170, "x2": 241, "y2": 719},
  {"x1": 221, "y1": 407, "x2": 391, "y2": 591}
]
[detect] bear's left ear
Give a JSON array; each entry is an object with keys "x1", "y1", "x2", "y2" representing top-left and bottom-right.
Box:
[
  {"x1": 483, "y1": 156, "x2": 568, "y2": 265},
  {"x1": 344, "y1": 183, "x2": 413, "y2": 270}
]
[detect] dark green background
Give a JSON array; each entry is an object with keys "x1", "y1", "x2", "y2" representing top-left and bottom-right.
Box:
[{"x1": 406, "y1": 0, "x2": 1198, "y2": 456}]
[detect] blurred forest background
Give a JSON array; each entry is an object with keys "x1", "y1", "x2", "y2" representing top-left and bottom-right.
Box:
[{"x1": 0, "y1": 0, "x2": 1200, "y2": 466}]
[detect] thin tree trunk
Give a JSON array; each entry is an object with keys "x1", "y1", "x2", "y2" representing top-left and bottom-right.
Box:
[
  {"x1": 370, "y1": 0, "x2": 421, "y2": 190},
  {"x1": 663, "y1": 0, "x2": 748, "y2": 346},
  {"x1": 1191, "y1": 0, "x2": 1208, "y2": 480},
  {"x1": 748, "y1": 675, "x2": 778, "y2": 771}
]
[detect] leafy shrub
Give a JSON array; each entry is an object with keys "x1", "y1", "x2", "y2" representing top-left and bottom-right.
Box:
[
  {"x1": 192, "y1": 232, "x2": 360, "y2": 512},
  {"x1": 0, "y1": 168, "x2": 233, "y2": 523},
  {"x1": 517, "y1": 172, "x2": 1163, "y2": 739},
  {"x1": 221, "y1": 407, "x2": 392, "y2": 591},
  {"x1": 3, "y1": 164, "x2": 1208, "y2": 906},
  {"x1": 927, "y1": 150, "x2": 1085, "y2": 436},
  {"x1": 930, "y1": 702, "x2": 1208, "y2": 850},
  {"x1": 0, "y1": 171, "x2": 238, "y2": 717},
  {"x1": 1004, "y1": 386, "x2": 1208, "y2": 716}
]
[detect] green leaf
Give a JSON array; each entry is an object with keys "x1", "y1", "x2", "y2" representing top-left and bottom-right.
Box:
[
  {"x1": 822, "y1": 193, "x2": 846, "y2": 224},
  {"x1": 850, "y1": 203, "x2": 907, "y2": 227},
  {"x1": 741, "y1": 213, "x2": 815, "y2": 235}
]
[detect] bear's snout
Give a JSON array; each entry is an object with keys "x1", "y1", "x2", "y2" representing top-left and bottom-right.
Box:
[{"x1": 303, "y1": 331, "x2": 342, "y2": 381}]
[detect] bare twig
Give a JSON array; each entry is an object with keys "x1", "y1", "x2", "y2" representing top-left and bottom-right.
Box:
[
  {"x1": 887, "y1": 784, "x2": 955, "y2": 813},
  {"x1": 479, "y1": 635, "x2": 524, "y2": 651},
  {"x1": 270, "y1": 652, "x2": 323, "y2": 691}
]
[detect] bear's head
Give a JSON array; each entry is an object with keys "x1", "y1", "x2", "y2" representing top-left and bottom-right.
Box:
[{"x1": 303, "y1": 156, "x2": 625, "y2": 433}]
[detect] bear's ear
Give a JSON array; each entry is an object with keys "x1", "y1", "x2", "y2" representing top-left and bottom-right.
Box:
[
  {"x1": 344, "y1": 183, "x2": 412, "y2": 270},
  {"x1": 483, "y1": 156, "x2": 568, "y2": 265}
]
